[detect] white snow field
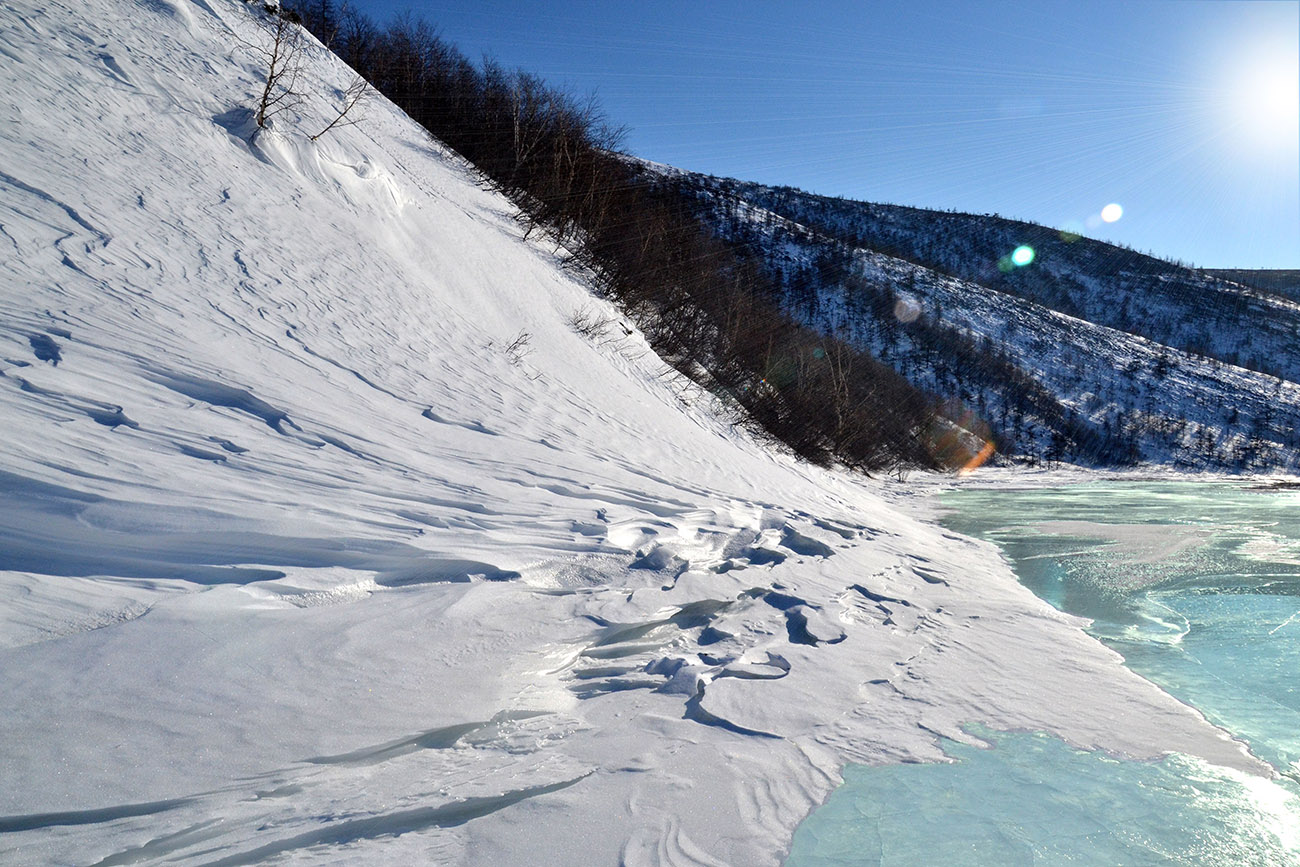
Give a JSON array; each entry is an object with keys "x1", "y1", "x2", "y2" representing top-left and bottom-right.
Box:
[{"x1": 0, "y1": 1, "x2": 1270, "y2": 864}]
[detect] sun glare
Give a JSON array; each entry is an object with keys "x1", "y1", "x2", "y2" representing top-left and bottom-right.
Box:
[{"x1": 1225, "y1": 54, "x2": 1300, "y2": 148}]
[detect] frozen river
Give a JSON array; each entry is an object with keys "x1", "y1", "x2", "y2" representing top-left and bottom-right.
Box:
[{"x1": 787, "y1": 480, "x2": 1300, "y2": 865}]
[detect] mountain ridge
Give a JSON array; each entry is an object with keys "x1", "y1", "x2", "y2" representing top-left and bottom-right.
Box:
[{"x1": 652, "y1": 166, "x2": 1300, "y2": 471}]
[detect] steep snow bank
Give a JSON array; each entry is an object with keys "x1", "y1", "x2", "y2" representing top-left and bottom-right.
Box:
[{"x1": 0, "y1": 1, "x2": 1266, "y2": 864}]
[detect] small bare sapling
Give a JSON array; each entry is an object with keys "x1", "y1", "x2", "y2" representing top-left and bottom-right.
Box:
[
  {"x1": 566, "y1": 305, "x2": 614, "y2": 339},
  {"x1": 311, "y1": 76, "x2": 371, "y2": 141},
  {"x1": 234, "y1": 6, "x2": 306, "y2": 129},
  {"x1": 504, "y1": 330, "x2": 532, "y2": 365}
]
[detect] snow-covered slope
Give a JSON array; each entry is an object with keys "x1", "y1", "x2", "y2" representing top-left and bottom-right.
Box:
[
  {"x1": 0, "y1": 1, "x2": 1268, "y2": 864},
  {"x1": 1204, "y1": 269, "x2": 1300, "y2": 304},
  {"x1": 666, "y1": 171, "x2": 1300, "y2": 471}
]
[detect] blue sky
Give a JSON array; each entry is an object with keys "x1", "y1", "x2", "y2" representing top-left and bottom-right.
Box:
[{"x1": 347, "y1": 1, "x2": 1298, "y2": 268}]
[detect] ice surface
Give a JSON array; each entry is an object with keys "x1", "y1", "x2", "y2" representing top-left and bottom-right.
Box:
[
  {"x1": 850, "y1": 481, "x2": 1300, "y2": 867},
  {"x1": 943, "y1": 481, "x2": 1300, "y2": 775},
  {"x1": 787, "y1": 728, "x2": 1300, "y2": 867}
]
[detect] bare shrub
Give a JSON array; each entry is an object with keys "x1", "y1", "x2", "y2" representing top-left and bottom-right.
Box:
[
  {"x1": 567, "y1": 306, "x2": 614, "y2": 339},
  {"x1": 504, "y1": 330, "x2": 532, "y2": 365}
]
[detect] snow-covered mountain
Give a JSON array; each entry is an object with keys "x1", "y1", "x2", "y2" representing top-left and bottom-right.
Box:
[
  {"x1": 0, "y1": 1, "x2": 1267, "y2": 864},
  {"x1": 1203, "y1": 269, "x2": 1300, "y2": 304},
  {"x1": 659, "y1": 170, "x2": 1300, "y2": 471}
]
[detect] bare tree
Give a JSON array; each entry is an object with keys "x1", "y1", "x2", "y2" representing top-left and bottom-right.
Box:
[
  {"x1": 311, "y1": 75, "x2": 370, "y2": 140},
  {"x1": 235, "y1": 7, "x2": 306, "y2": 129}
]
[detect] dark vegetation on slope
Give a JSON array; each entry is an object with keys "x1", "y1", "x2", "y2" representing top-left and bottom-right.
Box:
[
  {"x1": 1202, "y1": 270, "x2": 1300, "y2": 305},
  {"x1": 667, "y1": 176, "x2": 1142, "y2": 466},
  {"x1": 670, "y1": 174, "x2": 1300, "y2": 471},
  {"x1": 283, "y1": 1, "x2": 948, "y2": 472},
  {"x1": 709, "y1": 180, "x2": 1300, "y2": 382}
]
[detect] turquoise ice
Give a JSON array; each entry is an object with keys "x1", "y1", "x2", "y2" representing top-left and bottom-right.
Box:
[
  {"x1": 787, "y1": 727, "x2": 1299, "y2": 866},
  {"x1": 787, "y1": 481, "x2": 1300, "y2": 866}
]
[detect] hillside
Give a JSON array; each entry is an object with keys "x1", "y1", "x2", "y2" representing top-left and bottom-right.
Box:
[
  {"x1": 659, "y1": 170, "x2": 1300, "y2": 471},
  {"x1": 1202, "y1": 269, "x2": 1300, "y2": 303},
  {"x1": 0, "y1": 1, "x2": 1266, "y2": 865}
]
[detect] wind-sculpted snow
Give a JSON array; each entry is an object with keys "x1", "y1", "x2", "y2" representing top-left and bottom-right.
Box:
[{"x1": 0, "y1": 0, "x2": 1272, "y2": 864}]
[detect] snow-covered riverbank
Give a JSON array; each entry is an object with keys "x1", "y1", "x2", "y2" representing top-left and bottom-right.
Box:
[{"x1": 0, "y1": 1, "x2": 1267, "y2": 863}]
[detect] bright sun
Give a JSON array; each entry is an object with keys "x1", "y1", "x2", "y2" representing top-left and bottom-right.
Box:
[{"x1": 1227, "y1": 55, "x2": 1300, "y2": 147}]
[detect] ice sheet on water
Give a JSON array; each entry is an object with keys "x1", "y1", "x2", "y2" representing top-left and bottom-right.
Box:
[
  {"x1": 787, "y1": 728, "x2": 1300, "y2": 867},
  {"x1": 942, "y1": 480, "x2": 1300, "y2": 775}
]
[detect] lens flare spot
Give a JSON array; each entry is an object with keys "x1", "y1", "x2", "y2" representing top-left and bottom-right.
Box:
[
  {"x1": 1101, "y1": 203, "x2": 1123, "y2": 223},
  {"x1": 1011, "y1": 245, "x2": 1035, "y2": 266},
  {"x1": 893, "y1": 296, "x2": 921, "y2": 323},
  {"x1": 958, "y1": 440, "x2": 996, "y2": 476}
]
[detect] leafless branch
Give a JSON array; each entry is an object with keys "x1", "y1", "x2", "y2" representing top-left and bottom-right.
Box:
[
  {"x1": 504, "y1": 330, "x2": 532, "y2": 365},
  {"x1": 566, "y1": 305, "x2": 613, "y2": 339},
  {"x1": 311, "y1": 76, "x2": 371, "y2": 141}
]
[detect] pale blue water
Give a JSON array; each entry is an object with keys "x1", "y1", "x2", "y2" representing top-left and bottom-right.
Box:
[{"x1": 786, "y1": 481, "x2": 1300, "y2": 866}]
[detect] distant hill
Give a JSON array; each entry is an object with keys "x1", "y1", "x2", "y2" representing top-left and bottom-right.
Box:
[
  {"x1": 649, "y1": 168, "x2": 1300, "y2": 471},
  {"x1": 1201, "y1": 269, "x2": 1300, "y2": 303}
]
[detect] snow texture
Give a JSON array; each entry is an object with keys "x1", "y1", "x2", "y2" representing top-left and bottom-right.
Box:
[{"x1": 0, "y1": 1, "x2": 1270, "y2": 864}]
